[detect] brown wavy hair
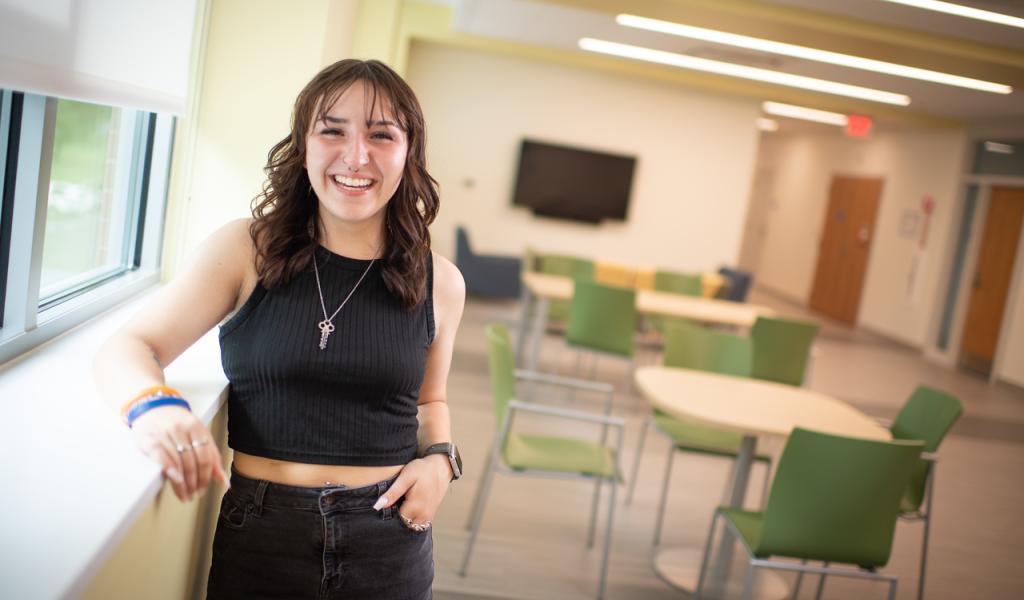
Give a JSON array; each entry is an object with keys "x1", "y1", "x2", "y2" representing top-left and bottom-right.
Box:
[{"x1": 249, "y1": 59, "x2": 439, "y2": 309}]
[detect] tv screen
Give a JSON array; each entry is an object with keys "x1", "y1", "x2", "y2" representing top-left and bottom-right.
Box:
[{"x1": 511, "y1": 139, "x2": 636, "y2": 223}]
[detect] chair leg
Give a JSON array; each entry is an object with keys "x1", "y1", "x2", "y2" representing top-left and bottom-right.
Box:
[
  {"x1": 587, "y1": 476, "x2": 602, "y2": 548},
  {"x1": 653, "y1": 445, "x2": 676, "y2": 547},
  {"x1": 792, "y1": 560, "x2": 807, "y2": 599},
  {"x1": 597, "y1": 475, "x2": 618, "y2": 600},
  {"x1": 918, "y1": 465, "x2": 937, "y2": 600},
  {"x1": 760, "y1": 457, "x2": 773, "y2": 510},
  {"x1": 814, "y1": 562, "x2": 829, "y2": 600},
  {"x1": 464, "y1": 443, "x2": 495, "y2": 530},
  {"x1": 888, "y1": 577, "x2": 899, "y2": 600},
  {"x1": 459, "y1": 443, "x2": 501, "y2": 577},
  {"x1": 626, "y1": 415, "x2": 652, "y2": 505},
  {"x1": 742, "y1": 561, "x2": 756, "y2": 600},
  {"x1": 694, "y1": 511, "x2": 721, "y2": 600}
]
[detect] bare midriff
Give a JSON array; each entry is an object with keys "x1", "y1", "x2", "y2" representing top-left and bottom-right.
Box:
[{"x1": 233, "y1": 451, "x2": 405, "y2": 488}]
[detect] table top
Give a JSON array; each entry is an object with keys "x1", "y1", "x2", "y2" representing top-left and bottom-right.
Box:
[
  {"x1": 635, "y1": 366, "x2": 891, "y2": 441},
  {"x1": 522, "y1": 271, "x2": 774, "y2": 327}
]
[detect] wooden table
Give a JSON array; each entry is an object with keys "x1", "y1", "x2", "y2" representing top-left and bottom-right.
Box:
[
  {"x1": 515, "y1": 272, "x2": 775, "y2": 370},
  {"x1": 634, "y1": 366, "x2": 891, "y2": 599}
]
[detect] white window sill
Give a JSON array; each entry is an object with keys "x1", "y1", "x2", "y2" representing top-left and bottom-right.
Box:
[{"x1": 0, "y1": 284, "x2": 228, "y2": 599}]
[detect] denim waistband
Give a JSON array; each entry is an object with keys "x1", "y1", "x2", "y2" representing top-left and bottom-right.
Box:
[{"x1": 228, "y1": 467, "x2": 400, "y2": 514}]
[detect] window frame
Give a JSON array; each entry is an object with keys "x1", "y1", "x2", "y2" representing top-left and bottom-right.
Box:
[{"x1": 0, "y1": 91, "x2": 174, "y2": 365}]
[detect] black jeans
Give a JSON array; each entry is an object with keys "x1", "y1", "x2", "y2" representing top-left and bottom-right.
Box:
[{"x1": 207, "y1": 468, "x2": 433, "y2": 600}]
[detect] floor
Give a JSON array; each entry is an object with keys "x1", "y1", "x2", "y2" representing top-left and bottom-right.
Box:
[{"x1": 431, "y1": 289, "x2": 1024, "y2": 600}]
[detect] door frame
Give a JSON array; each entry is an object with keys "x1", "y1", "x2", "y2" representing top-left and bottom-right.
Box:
[{"x1": 927, "y1": 175, "x2": 1024, "y2": 384}]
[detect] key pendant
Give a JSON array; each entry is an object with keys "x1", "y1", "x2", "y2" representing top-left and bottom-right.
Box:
[{"x1": 318, "y1": 319, "x2": 336, "y2": 350}]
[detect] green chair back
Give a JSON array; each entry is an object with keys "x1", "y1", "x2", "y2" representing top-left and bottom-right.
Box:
[
  {"x1": 750, "y1": 316, "x2": 819, "y2": 386},
  {"x1": 566, "y1": 280, "x2": 637, "y2": 357},
  {"x1": 484, "y1": 324, "x2": 518, "y2": 426},
  {"x1": 663, "y1": 319, "x2": 751, "y2": 377},
  {"x1": 891, "y1": 385, "x2": 963, "y2": 511},
  {"x1": 538, "y1": 254, "x2": 594, "y2": 322},
  {"x1": 654, "y1": 270, "x2": 703, "y2": 296},
  {"x1": 758, "y1": 428, "x2": 924, "y2": 568},
  {"x1": 538, "y1": 254, "x2": 594, "y2": 280}
]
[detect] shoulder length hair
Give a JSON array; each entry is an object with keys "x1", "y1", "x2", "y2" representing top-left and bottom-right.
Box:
[{"x1": 250, "y1": 59, "x2": 439, "y2": 309}]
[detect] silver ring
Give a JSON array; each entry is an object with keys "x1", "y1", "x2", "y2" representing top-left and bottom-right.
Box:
[
  {"x1": 191, "y1": 438, "x2": 210, "y2": 448},
  {"x1": 175, "y1": 443, "x2": 189, "y2": 453},
  {"x1": 399, "y1": 513, "x2": 430, "y2": 532}
]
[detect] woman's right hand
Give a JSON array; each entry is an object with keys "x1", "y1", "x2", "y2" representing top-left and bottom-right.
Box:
[{"x1": 130, "y1": 405, "x2": 229, "y2": 501}]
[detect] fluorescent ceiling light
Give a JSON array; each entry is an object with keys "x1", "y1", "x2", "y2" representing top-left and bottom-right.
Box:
[
  {"x1": 879, "y1": 0, "x2": 1024, "y2": 29},
  {"x1": 756, "y1": 117, "x2": 779, "y2": 131},
  {"x1": 579, "y1": 38, "x2": 911, "y2": 105},
  {"x1": 763, "y1": 101, "x2": 849, "y2": 126},
  {"x1": 984, "y1": 141, "x2": 1014, "y2": 154},
  {"x1": 617, "y1": 14, "x2": 1012, "y2": 94}
]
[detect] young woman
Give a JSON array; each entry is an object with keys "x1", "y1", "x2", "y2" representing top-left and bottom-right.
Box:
[{"x1": 95, "y1": 59, "x2": 465, "y2": 599}]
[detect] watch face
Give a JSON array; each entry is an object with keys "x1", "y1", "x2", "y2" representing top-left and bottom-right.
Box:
[{"x1": 450, "y1": 445, "x2": 463, "y2": 479}]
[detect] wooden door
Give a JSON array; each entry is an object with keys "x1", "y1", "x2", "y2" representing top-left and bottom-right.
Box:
[
  {"x1": 960, "y1": 186, "x2": 1024, "y2": 375},
  {"x1": 809, "y1": 176, "x2": 883, "y2": 324}
]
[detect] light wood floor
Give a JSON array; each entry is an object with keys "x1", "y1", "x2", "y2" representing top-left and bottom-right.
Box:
[{"x1": 432, "y1": 290, "x2": 1024, "y2": 600}]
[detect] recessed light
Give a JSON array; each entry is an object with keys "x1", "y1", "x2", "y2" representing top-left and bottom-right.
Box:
[
  {"x1": 762, "y1": 101, "x2": 849, "y2": 126},
  {"x1": 578, "y1": 38, "x2": 911, "y2": 106},
  {"x1": 879, "y1": 0, "x2": 1024, "y2": 29},
  {"x1": 616, "y1": 14, "x2": 1012, "y2": 94}
]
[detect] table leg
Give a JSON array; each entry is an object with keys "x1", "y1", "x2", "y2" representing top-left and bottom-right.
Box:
[
  {"x1": 526, "y1": 297, "x2": 548, "y2": 372},
  {"x1": 515, "y1": 285, "x2": 535, "y2": 365}
]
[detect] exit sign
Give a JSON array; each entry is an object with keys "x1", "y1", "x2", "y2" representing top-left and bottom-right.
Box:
[{"x1": 846, "y1": 114, "x2": 873, "y2": 138}]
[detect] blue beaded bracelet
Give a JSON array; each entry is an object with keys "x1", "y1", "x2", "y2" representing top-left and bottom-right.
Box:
[{"x1": 126, "y1": 396, "x2": 191, "y2": 428}]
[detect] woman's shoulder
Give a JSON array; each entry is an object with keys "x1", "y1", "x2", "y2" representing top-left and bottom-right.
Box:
[
  {"x1": 430, "y1": 251, "x2": 465, "y2": 307},
  {"x1": 192, "y1": 218, "x2": 259, "y2": 306}
]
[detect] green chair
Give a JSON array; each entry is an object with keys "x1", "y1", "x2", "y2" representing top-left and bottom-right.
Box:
[
  {"x1": 808, "y1": 386, "x2": 963, "y2": 600},
  {"x1": 538, "y1": 253, "x2": 594, "y2": 323},
  {"x1": 626, "y1": 320, "x2": 772, "y2": 546},
  {"x1": 695, "y1": 428, "x2": 925, "y2": 600},
  {"x1": 654, "y1": 270, "x2": 703, "y2": 296},
  {"x1": 749, "y1": 316, "x2": 820, "y2": 386},
  {"x1": 564, "y1": 280, "x2": 638, "y2": 390},
  {"x1": 460, "y1": 324, "x2": 624, "y2": 600}
]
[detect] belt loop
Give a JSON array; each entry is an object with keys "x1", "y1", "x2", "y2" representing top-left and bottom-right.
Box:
[
  {"x1": 253, "y1": 479, "x2": 269, "y2": 516},
  {"x1": 378, "y1": 479, "x2": 393, "y2": 520}
]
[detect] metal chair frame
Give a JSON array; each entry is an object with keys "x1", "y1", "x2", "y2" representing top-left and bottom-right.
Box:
[{"x1": 460, "y1": 370, "x2": 624, "y2": 600}]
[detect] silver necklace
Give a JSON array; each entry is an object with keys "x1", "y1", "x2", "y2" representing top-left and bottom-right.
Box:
[{"x1": 312, "y1": 250, "x2": 377, "y2": 350}]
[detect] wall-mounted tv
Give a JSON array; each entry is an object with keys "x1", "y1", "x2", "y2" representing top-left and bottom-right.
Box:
[{"x1": 511, "y1": 139, "x2": 636, "y2": 224}]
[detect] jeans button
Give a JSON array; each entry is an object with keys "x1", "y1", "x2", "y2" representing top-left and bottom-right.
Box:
[{"x1": 246, "y1": 502, "x2": 255, "y2": 512}]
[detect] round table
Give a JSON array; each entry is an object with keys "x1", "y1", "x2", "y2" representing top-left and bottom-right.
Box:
[{"x1": 634, "y1": 366, "x2": 890, "y2": 599}]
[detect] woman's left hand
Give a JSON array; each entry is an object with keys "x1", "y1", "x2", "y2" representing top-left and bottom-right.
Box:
[{"x1": 374, "y1": 454, "x2": 452, "y2": 530}]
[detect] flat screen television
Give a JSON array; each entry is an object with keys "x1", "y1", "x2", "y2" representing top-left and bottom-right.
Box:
[{"x1": 511, "y1": 139, "x2": 636, "y2": 223}]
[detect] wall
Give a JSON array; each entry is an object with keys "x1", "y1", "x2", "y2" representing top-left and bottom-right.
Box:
[
  {"x1": 173, "y1": 0, "x2": 364, "y2": 265},
  {"x1": 405, "y1": 41, "x2": 762, "y2": 272},
  {"x1": 752, "y1": 128, "x2": 968, "y2": 348}
]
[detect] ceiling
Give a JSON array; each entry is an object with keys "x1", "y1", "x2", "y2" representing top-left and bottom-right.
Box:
[{"x1": 442, "y1": 0, "x2": 1024, "y2": 128}]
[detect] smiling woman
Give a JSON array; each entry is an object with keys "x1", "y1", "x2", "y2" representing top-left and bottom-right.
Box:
[{"x1": 94, "y1": 59, "x2": 465, "y2": 600}]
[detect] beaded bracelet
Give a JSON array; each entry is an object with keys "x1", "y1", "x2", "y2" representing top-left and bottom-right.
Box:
[
  {"x1": 119, "y1": 385, "x2": 184, "y2": 422},
  {"x1": 125, "y1": 396, "x2": 191, "y2": 428}
]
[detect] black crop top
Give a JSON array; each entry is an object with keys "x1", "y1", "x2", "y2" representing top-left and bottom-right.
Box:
[{"x1": 218, "y1": 247, "x2": 434, "y2": 466}]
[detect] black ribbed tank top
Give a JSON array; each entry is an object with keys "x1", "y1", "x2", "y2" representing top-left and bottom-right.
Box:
[{"x1": 218, "y1": 247, "x2": 434, "y2": 466}]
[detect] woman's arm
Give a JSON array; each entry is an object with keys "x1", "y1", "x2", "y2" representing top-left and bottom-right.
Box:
[
  {"x1": 375, "y1": 252, "x2": 466, "y2": 524},
  {"x1": 94, "y1": 218, "x2": 255, "y2": 501}
]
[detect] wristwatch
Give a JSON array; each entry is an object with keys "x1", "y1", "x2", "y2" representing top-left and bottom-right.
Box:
[{"x1": 421, "y1": 442, "x2": 462, "y2": 481}]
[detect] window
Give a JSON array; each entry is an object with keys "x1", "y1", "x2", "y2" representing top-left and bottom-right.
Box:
[{"x1": 0, "y1": 90, "x2": 174, "y2": 364}]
